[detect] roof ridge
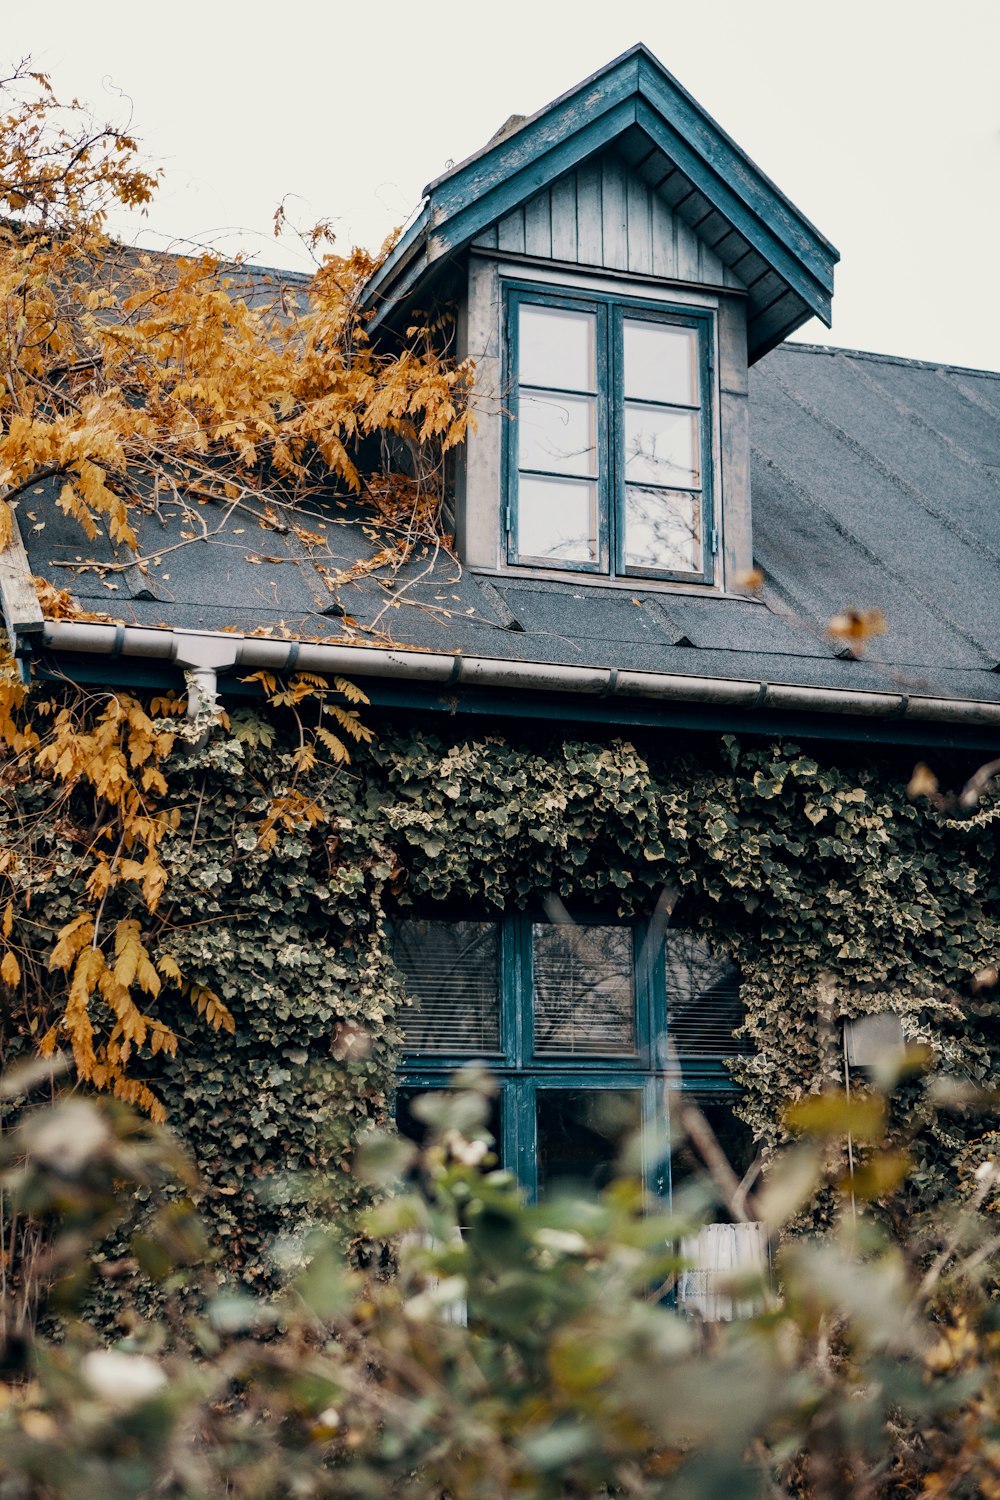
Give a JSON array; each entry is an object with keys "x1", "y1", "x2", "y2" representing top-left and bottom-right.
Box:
[
  {"x1": 106, "y1": 239, "x2": 313, "y2": 285},
  {"x1": 421, "y1": 44, "x2": 647, "y2": 196},
  {"x1": 779, "y1": 340, "x2": 1000, "y2": 382}
]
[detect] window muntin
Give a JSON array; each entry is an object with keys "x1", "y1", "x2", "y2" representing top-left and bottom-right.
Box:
[
  {"x1": 516, "y1": 475, "x2": 597, "y2": 566},
  {"x1": 518, "y1": 392, "x2": 597, "y2": 478},
  {"x1": 506, "y1": 287, "x2": 714, "y2": 584},
  {"x1": 395, "y1": 914, "x2": 743, "y2": 1201},
  {"x1": 623, "y1": 404, "x2": 699, "y2": 489}
]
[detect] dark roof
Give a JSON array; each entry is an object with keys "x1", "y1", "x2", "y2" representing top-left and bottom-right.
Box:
[
  {"x1": 361, "y1": 43, "x2": 838, "y2": 360},
  {"x1": 17, "y1": 342, "x2": 1000, "y2": 714}
]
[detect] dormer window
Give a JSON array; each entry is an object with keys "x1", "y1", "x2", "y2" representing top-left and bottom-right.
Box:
[
  {"x1": 505, "y1": 286, "x2": 715, "y2": 583},
  {"x1": 363, "y1": 46, "x2": 838, "y2": 588}
]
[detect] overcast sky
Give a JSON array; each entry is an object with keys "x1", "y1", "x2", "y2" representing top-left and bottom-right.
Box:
[{"x1": 13, "y1": 1, "x2": 1000, "y2": 371}]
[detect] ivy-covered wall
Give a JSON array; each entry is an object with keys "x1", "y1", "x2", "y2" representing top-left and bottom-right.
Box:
[
  {"x1": 137, "y1": 717, "x2": 998, "y2": 1279},
  {"x1": 12, "y1": 709, "x2": 999, "y2": 1285}
]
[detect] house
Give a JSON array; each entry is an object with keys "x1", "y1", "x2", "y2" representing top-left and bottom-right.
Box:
[{"x1": 2, "y1": 46, "x2": 998, "y2": 1258}]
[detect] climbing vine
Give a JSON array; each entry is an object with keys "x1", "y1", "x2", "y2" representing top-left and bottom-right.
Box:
[{"x1": 2, "y1": 700, "x2": 997, "y2": 1289}]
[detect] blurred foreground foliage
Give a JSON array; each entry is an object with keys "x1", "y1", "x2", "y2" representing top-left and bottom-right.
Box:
[{"x1": 0, "y1": 1060, "x2": 998, "y2": 1499}]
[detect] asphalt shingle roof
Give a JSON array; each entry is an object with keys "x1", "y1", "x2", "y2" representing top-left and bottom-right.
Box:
[{"x1": 18, "y1": 341, "x2": 1000, "y2": 709}]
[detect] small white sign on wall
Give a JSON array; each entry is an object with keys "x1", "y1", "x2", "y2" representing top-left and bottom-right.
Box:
[{"x1": 844, "y1": 1013, "x2": 905, "y2": 1070}]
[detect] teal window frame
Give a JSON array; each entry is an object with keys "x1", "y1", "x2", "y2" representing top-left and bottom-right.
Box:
[
  {"x1": 395, "y1": 911, "x2": 740, "y2": 1203},
  {"x1": 503, "y1": 283, "x2": 717, "y2": 585}
]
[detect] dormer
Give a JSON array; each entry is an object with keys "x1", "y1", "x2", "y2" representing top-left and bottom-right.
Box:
[{"x1": 363, "y1": 44, "x2": 839, "y2": 594}]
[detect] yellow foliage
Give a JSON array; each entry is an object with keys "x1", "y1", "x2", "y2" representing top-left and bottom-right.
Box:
[
  {"x1": 0, "y1": 59, "x2": 469, "y2": 607},
  {"x1": 315, "y1": 726, "x2": 351, "y2": 763},
  {"x1": 112, "y1": 1075, "x2": 167, "y2": 1124},
  {"x1": 188, "y1": 985, "x2": 236, "y2": 1036},
  {"x1": 7, "y1": 669, "x2": 179, "y2": 1110},
  {"x1": 333, "y1": 676, "x2": 369, "y2": 706},
  {"x1": 49, "y1": 913, "x2": 96, "y2": 972},
  {"x1": 0, "y1": 63, "x2": 470, "y2": 1120},
  {"x1": 149, "y1": 693, "x2": 186, "y2": 717},
  {"x1": 66, "y1": 947, "x2": 102, "y2": 1074},
  {"x1": 826, "y1": 608, "x2": 887, "y2": 654},
  {"x1": 291, "y1": 742, "x2": 318, "y2": 774},
  {"x1": 113, "y1": 918, "x2": 160, "y2": 996},
  {"x1": 85, "y1": 859, "x2": 115, "y2": 902},
  {"x1": 256, "y1": 789, "x2": 326, "y2": 854}
]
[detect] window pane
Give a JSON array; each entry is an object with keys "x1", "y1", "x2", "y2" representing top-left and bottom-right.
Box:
[
  {"x1": 663, "y1": 932, "x2": 746, "y2": 1063},
  {"x1": 537, "y1": 1089, "x2": 642, "y2": 1195},
  {"x1": 519, "y1": 304, "x2": 596, "y2": 392},
  {"x1": 397, "y1": 1086, "x2": 503, "y2": 1158},
  {"x1": 518, "y1": 391, "x2": 597, "y2": 477},
  {"x1": 623, "y1": 319, "x2": 699, "y2": 406},
  {"x1": 623, "y1": 486, "x2": 701, "y2": 573},
  {"x1": 532, "y1": 923, "x2": 636, "y2": 1056},
  {"x1": 517, "y1": 475, "x2": 598, "y2": 565},
  {"x1": 669, "y1": 1096, "x2": 755, "y2": 1186},
  {"x1": 395, "y1": 919, "x2": 501, "y2": 1054},
  {"x1": 624, "y1": 404, "x2": 700, "y2": 489}
]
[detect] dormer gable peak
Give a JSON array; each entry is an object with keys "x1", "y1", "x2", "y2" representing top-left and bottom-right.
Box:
[{"x1": 363, "y1": 44, "x2": 838, "y2": 361}]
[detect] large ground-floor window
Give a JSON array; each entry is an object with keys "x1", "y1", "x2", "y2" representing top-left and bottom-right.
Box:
[{"x1": 393, "y1": 910, "x2": 751, "y2": 1202}]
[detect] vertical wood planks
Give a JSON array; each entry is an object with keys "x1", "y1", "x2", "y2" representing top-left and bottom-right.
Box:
[
  {"x1": 473, "y1": 150, "x2": 748, "y2": 292},
  {"x1": 699, "y1": 238, "x2": 727, "y2": 285},
  {"x1": 523, "y1": 189, "x2": 552, "y2": 258},
  {"x1": 497, "y1": 207, "x2": 525, "y2": 254},
  {"x1": 651, "y1": 191, "x2": 678, "y2": 279},
  {"x1": 600, "y1": 154, "x2": 628, "y2": 270},
  {"x1": 575, "y1": 159, "x2": 603, "y2": 266},
  {"x1": 549, "y1": 173, "x2": 578, "y2": 262},
  {"x1": 716, "y1": 296, "x2": 752, "y2": 584},
  {"x1": 625, "y1": 168, "x2": 652, "y2": 274},
  {"x1": 675, "y1": 215, "x2": 702, "y2": 282},
  {"x1": 0, "y1": 506, "x2": 44, "y2": 652},
  {"x1": 461, "y1": 256, "x2": 504, "y2": 568}
]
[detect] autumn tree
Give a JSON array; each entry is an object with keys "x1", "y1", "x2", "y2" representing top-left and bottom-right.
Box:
[{"x1": 0, "y1": 61, "x2": 473, "y2": 1117}]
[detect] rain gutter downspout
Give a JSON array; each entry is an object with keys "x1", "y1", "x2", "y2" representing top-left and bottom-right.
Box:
[{"x1": 37, "y1": 620, "x2": 1000, "y2": 731}]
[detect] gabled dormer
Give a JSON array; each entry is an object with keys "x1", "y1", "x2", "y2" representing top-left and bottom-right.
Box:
[{"x1": 367, "y1": 44, "x2": 839, "y2": 594}]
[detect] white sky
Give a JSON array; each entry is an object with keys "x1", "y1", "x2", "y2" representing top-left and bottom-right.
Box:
[{"x1": 14, "y1": 0, "x2": 1000, "y2": 371}]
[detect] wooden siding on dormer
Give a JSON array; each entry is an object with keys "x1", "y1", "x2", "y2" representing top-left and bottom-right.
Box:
[{"x1": 472, "y1": 150, "x2": 747, "y2": 290}]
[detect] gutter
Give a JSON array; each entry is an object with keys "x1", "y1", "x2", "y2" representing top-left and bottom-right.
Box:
[{"x1": 37, "y1": 619, "x2": 1000, "y2": 730}]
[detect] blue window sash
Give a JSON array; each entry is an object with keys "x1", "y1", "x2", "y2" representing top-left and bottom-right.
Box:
[
  {"x1": 398, "y1": 1069, "x2": 667, "y2": 1202},
  {"x1": 504, "y1": 287, "x2": 611, "y2": 575},
  {"x1": 503, "y1": 283, "x2": 716, "y2": 585},
  {"x1": 396, "y1": 910, "x2": 740, "y2": 1203}
]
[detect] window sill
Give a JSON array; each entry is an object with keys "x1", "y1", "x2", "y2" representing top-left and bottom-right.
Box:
[{"x1": 471, "y1": 565, "x2": 765, "y2": 604}]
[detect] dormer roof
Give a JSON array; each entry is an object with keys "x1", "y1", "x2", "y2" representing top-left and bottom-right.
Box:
[{"x1": 362, "y1": 43, "x2": 839, "y2": 361}]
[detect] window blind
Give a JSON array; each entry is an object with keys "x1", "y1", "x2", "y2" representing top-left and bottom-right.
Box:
[
  {"x1": 664, "y1": 931, "x2": 746, "y2": 1061},
  {"x1": 395, "y1": 919, "x2": 501, "y2": 1054},
  {"x1": 532, "y1": 923, "x2": 637, "y2": 1057}
]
